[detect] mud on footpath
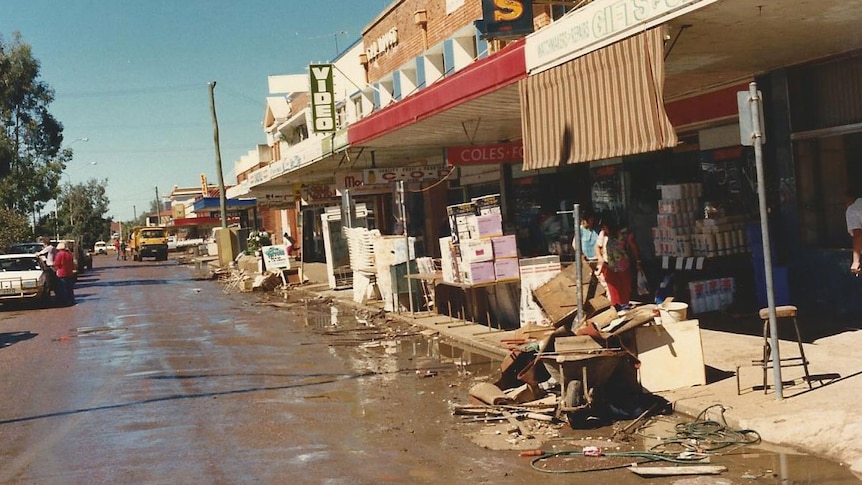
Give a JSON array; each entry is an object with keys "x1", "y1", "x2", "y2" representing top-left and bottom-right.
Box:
[{"x1": 244, "y1": 287, "x2": 862, "y2": 484}]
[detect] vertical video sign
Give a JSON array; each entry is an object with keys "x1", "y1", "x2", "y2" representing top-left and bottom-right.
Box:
[{"x1": 309, "y1": 64, "x2": 336, "y2": 133}]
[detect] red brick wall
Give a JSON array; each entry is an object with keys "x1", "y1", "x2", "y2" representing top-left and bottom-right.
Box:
[{"x1": 363, "y1": 0, "x2": 483, "y2": 83}]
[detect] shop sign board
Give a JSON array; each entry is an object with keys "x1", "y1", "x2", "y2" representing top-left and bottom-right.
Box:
[
  {"x1": 248, "y1": 165, "x2": 271, "y2": 187},
  {"x1": 261, "y1": 245, "x2": 292, "y2": 270},
  {"x1": 362, "y1": 165, "x2": 449, "y2": 184},
  {"x1": 309, "y1": 64, "x2": 336, "y2": 133},
  {"x1": 365, "y1": 27, "x2": 399, "y2": 63},
  {"x1": 336, "y1": 171, "x2": 392, "y2": 196},
  {"x1": 525, "y1": 0, "x2": 717, "y2": 74},
  {"x1": 255, "y1": 190, "x2": 294, "y2": 209},
  {"x1": 301, "y1": 184, "x2": 339, "y2": 204},
  {"x1": 280, "y1": 137, "x2": 325, "y2": 173},
  {"x1": 447, "y1": 142, "x2": 524, "y2": 165},
  {"x1": 478, "y1": 0, "x2": 534, "y2": 39}
]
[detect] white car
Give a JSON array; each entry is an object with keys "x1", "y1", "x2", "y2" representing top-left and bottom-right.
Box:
[
  {"x1": 0, "y1": 254, "x2": 50, "y2": 307},
  {"x1": 94, "y1": 241, "x2": 108, "y2": 255}
]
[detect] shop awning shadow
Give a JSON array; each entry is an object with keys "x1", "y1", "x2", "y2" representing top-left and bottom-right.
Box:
[
  {"x1": 0, "y1": 331, "x2": 37, "y2": 349},
  {"x1": 705, "y1": 365, "x2": 736, "y2": 384},
  {"x1": 695, "y1": 310, "x2": 862, "y2": 343}
]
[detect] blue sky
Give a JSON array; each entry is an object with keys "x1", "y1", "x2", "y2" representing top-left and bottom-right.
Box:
[{"x1": 1, "y1": 0, "x2": 389, "y2": 221}]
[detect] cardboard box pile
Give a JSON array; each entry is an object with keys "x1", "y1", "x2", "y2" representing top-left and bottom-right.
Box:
[
  {"x1": 653, "y1": 183, "x2": 750, "y2": 259},
  {"x1": 691, "y1": 216, "x2": 749, "y2": 257},
  {"x1": 440, "y1": 195, "x2": 519, "y2": 285},
  {"x1": 653, "y1": 183, "x2": 702, "y2": 257},
  {"x1": 687, "y1": 277, "x2": 735, "y2": 313}
]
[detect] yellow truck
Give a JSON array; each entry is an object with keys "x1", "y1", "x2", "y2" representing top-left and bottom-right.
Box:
[{"x1": 129, "y1": 226, "x2": 169, "y2": 261}]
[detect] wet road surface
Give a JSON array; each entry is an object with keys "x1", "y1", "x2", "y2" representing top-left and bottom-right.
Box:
[{"x1": 0, "y1": 256, "x2": 859, "y2": 484}]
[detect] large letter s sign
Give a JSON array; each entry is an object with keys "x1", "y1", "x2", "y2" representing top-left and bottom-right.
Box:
[{"x1": 493, "y1": 0, "x2": 524, "y2": 21}]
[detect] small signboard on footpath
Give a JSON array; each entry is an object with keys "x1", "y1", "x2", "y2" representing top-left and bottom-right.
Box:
[{"x1": 261, "y1": 245, "x2": 291, "y2": 270}]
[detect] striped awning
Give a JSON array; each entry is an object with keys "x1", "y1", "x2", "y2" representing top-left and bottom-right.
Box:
[{"x1": 519, "y1": 28, "x2": 678, "y2": 170}]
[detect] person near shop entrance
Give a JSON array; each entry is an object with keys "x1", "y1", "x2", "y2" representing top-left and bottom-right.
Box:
[
  {"x1": 574, "y1": 212, "x2": 604, "y2": 299},
  {"x1": 596, "y1": 217, "x2": 642, "y2": 310},
  {"x1": 54, "y1": 241, "x2": 76, "y2": 306},
  {"x1": 845, "y1": 188, "x2": 862, "y2": 275}
]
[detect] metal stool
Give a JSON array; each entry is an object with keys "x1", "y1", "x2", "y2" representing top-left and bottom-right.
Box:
[{"x1": 757, "y1": 305, "x2": 812, "y2": 393}]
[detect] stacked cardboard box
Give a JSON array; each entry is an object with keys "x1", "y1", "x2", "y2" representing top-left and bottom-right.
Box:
[
  {"x1": 441, "y1": 195, "x2": 519, "y2": 285},
  {"x1": 653, "y1": 183, "x2": 702, "y2": 257},
  {"x1": 688, "y1": 277, "x2": 735, "y2": 314},
  {"x1": 691, "y1": 216, "x2": 749, "y2": 257}
]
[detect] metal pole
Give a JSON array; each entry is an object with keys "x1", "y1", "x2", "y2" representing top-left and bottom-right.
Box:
[
  {"x1": 558, "y1": 205, "x2": 584, "y2": 328},
  {"x1": 209, "y1": 81, "x2": 228, "y2": 229},
  {"x1": 398, "y1": 181, "x2": 415, "y2": 314},
  {"x1": 154, "y1": 185, "x2": 160, "y2": 225},
  {"x1": 750, "y1": 81, "x2": 783, "y2": 399},
  {"x1": 573, "y1": 204, "x2": 584, "y2": 326}
]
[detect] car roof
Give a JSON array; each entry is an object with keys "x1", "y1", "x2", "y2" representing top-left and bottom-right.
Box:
[{"x1": 0, "y1": 253, "x2": 38, "y2": 260}]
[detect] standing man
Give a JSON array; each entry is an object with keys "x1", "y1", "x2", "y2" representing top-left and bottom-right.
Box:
[
  {"x1": 36, "y1": 237, "x2": 58, "y2": 301},
  {"x1": 54, "y1": 241, "x2": 76, "y2": 306},
  {"x1": 845, "y1": 188, "x2": 862, "y2": 275}
]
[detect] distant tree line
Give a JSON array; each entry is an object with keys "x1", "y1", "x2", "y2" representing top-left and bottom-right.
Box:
[{"x1": 0, "y1": 31, "x2": 110, "y2": 250}]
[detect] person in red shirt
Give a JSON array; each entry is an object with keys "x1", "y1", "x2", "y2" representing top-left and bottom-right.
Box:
[{"x1": 54, "y1": 242, "x2": 76, "y2": 306}]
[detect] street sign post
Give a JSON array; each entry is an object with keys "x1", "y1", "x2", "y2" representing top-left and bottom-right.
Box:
[{"x1": 739, "y1": 82, "x2": 783, "y2": 399}]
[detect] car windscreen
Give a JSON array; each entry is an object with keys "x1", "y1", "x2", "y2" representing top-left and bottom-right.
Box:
[
  {"x1": 141, "y1": 230, "x2": 165, "y2": 238},
  {"x1": 9, "y1": 244, "x2": 42, "y2": 254},
  {"x1": 0, "y1": 257, "x2": 40, "y2": 272}
]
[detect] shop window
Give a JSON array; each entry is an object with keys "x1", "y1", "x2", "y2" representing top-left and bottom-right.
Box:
[
  {"x1": 698, "y1": 146, "x2": 760, "y2": 221},
  {"x1": 795, "y1": 132, "x2": 862, "y2": 248}
]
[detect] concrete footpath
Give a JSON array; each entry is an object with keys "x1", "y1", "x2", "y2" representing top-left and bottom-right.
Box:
[{"x1": 294, "y1": 262, "x2": 862, "y2": 473}]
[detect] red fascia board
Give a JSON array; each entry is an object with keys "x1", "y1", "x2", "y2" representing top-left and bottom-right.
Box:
[
  {"x1": 349, "y1": 39, "x2": 526, "y2": 145},
  {"x1": 665, "y1": 82, "x2": 749, "y2": 129},
  {"x1": 172, "y1": 216, "x2": 237, "y2": 227}
]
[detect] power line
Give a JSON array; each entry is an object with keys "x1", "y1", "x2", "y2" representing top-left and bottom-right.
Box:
[{"x1": 57, "y1": 83, "x2": 203, "y2": 99}]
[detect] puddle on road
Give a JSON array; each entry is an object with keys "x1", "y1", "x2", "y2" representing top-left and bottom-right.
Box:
[{"x1": 266, "y1": 296, "x2": 862, "y2": 483}]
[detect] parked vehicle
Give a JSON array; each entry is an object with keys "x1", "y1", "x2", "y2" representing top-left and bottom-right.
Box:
[
  {"x1": 129, "y1": 226, "x2": 169, "y2": 261},
  {"x1": 0, "y1": 253, "x2": 50, "y2": 307},
  {"x1": 7, "y1": 242, "x2": 44, "y2": 254},
  {"x1": 51, "y1": 240, "x2": 93, "y2": 272},
  {"x1": 94, "y1": 241, "x2": 108, "y2": 255}
]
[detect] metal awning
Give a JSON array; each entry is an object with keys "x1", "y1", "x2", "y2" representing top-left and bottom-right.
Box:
[{"x1": 519, "y1": 28, "x2": 677, "y2": 170}]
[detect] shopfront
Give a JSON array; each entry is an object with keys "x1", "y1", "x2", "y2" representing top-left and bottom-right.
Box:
[{"x1": 774, "y1": 52, "x2": 862, "y2": 315}]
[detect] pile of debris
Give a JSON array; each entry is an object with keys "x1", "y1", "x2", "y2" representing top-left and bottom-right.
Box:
[{"x1": 454, "y1": 261, "x2": 709, "y2": 442}]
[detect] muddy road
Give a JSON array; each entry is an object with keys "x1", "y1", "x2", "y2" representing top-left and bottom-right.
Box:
[{"x1": 0, "y1": 257, "x2": 858, "y2": 484}]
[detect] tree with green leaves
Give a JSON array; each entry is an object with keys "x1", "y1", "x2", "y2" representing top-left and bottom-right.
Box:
[
  {"x1": 0, "y1": 208, "x2": 31, "y2": 250},
  {"x1": 0, "y1": 31, "x2": 66, "y2": 220},
  {"x1": 52, "y1": 179, "x2": 111, "y2": 250}
]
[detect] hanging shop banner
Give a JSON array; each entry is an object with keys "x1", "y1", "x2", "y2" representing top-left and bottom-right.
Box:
[
  {"x1": 477, "y1": 0, "x2": 534, "y2": 39},
  {"x1": 362, "y1": 165, "x2": 450, "y2": 184},
  {"x1": 525, "y1": 0, "x2": 717, "y2": 74},
  {"x1": 309, "y1": 64, "x2": 336, "y2": 133},
  {"x1": 447, "y1": 142, "x2": 524, "y2": 166}
]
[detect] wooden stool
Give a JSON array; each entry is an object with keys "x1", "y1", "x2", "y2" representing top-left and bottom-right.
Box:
[{"x1": 757, "y1": 305, "x2": 812, "y2": 393}]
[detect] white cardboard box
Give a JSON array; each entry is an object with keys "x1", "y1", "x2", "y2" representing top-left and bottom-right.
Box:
[
  {"x1": 460, "y1": 238, "x2": 494, "y2": 263},
  {"x1": 466, "y1": 213, "x2": 503, "y2": 239},
  {"x1": 461, "y1": 261, "x2": 495, "y2": 285}
]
